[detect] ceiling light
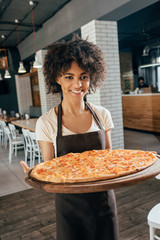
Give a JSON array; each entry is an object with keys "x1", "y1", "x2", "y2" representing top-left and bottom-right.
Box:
[
  {"x1": 29, "y1": 1, "x2": 42, "y2": 69},
  {"x1": 18, "y1": 61, "x2": 27, "y2": 73},
  {"x1": 4, "y1": 70, "x2": 11, "y2": 78},
  {"x1": 33, "y1": 54, "x2": 42, "y2": 68},
  {"x1": 15, "y1": 19, "x2": 26, "y2": 74},
  {"x1": 1, "y1": 35, "x2": 5, "y2": 47}
]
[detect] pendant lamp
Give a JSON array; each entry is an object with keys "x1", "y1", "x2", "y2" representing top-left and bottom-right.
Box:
[
  {"x1": 18, "y1": 62, "x2": 26, "y2": 74},
  {"x1": 33, "y1": 54, "x2": 42, "y2": 68},
  {"x1": 18, "y1": 61, "x2": 27, "y2": 73},
  {"x1": 4, "y1": 69, "x2": 11, "y2": 78},
  {"x1": 29, "y1": 1, "x2": 42, "y2": 69},
  {"x1": 15, "y1": 19, "x2": 26, "y2": 74}
]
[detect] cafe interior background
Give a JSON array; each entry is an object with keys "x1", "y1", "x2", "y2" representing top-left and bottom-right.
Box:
[{"x1": 0, "y1": 1, "x2": 160, "y2": 239}]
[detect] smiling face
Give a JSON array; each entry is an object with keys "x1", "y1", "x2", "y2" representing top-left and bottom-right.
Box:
[{"x1": 56, "y1": 61, "x2": 90, "y2": 101}]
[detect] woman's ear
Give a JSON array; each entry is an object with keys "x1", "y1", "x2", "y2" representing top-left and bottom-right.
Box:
[{"x1": 56, "y1": 78, "x2": 61, "y2": 85}]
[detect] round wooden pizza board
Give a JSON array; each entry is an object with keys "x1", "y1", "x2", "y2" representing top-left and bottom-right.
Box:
[{"x1": 25, "y1": 158, "x2": 160, "y2": 193}]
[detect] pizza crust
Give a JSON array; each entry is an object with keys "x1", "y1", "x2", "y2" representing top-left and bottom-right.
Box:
[{"x1": 31, "y1": 149, "x2": 157, "y2": 183}]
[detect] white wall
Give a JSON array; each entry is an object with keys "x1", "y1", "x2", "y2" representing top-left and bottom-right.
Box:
[
  {"x1": 36, "y1": 50, "x2": 61, "y2": 114},
  {"x1": 15, "y1": 75, "x2": 33, "y2": 115},
  {"x1": 81, "y1": 20, "x2": 124, "y2": 149}
]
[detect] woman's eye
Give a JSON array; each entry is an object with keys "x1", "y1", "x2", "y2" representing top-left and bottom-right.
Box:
[
  {"x1": 80, "y1": 76, "x2": 88, "y2": 80},
  {"x1": 65, "y1": 76, "x2": 73, "y2": 80}
]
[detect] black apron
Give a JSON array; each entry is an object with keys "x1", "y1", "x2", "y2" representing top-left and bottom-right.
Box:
[{"x1": 55, "y1": 102, "x2": 119, "y2": 240}]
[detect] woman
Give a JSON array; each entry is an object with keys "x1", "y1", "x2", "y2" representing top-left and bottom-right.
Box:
[{"x1": 21, "y1": 35, "x2": 119, "y2": 240}]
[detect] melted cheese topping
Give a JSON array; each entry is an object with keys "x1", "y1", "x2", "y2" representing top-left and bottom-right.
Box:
[{"x1": 31, "y1": 149, "x2": 157, "y2": 183}]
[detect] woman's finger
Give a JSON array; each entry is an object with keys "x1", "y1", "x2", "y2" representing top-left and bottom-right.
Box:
[{"x1": 20, "y1": 161, "x2": 30, "y2": 173}]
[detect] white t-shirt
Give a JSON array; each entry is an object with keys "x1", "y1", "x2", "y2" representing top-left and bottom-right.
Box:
[{"x1": 36, "y1": 103, "x2": 114, "y2": 156}]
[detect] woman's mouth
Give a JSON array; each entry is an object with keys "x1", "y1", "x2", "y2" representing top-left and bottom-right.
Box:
[{"x1": 70, "y1": 90, "x2": 83, "y2": 94}]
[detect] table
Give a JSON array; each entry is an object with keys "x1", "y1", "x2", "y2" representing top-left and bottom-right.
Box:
[
  {"x1": 11, "y1": 118, "x2": 38, "y2": 132},
  {"x1": 0, "y1": 115, "x2": 17, "y2": 123}
]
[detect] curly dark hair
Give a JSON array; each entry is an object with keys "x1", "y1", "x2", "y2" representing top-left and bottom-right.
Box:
[{"x1": 43, "y1": 34, "x2": 106, "y2": 94}]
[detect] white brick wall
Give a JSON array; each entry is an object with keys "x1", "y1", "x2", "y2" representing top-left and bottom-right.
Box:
[
  {"x1": 15, "y1": 75, "x2": 33, "y2": 115},
  {"x1": 81, "y1": 20, "x2": 124, "y2": 149},
  {"x1": 36, "y1": 50, "x2": 61, "y2": 114}
]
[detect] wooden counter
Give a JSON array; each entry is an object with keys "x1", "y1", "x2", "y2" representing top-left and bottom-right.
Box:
[{"x1": 122, "y1": 93, "x2": 160, "y2": 133}]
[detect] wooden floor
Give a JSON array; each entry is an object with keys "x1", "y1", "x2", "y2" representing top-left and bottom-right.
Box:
[{"x1": 0, "y1": 177, "x2": 160, "y2": 240}]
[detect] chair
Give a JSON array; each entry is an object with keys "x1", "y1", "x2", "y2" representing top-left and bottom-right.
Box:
[
  {"x1": 0, "y1": 121, "x2": 4, "y2": 144},
  {"x1": 22, "y1": 128, "x2": 33, "y2": 167},
  {"x1": 8, "y1": 123, "x2": 23, "y2": 140},
  {"x1": 28, "y1": 131, "x2": 42, "y2": 167},
  {"x1": 147, "y1": 203, "x2": 160, "y2": 240},
  {"x1": 4, "y1": 126, "x2": 24, "y2": 163},
  {"x1": 0, "y1": 120, "x2": 7, "y2": 148}
]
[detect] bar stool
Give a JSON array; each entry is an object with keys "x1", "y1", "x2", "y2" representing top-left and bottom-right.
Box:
[{"x1": 147, "y1": 203, "x2": 160, "y2": 240}]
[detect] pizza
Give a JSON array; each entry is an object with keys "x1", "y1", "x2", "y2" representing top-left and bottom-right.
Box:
[{"x1": 30, "y1": 149, "x2": 158, "y2": 183}]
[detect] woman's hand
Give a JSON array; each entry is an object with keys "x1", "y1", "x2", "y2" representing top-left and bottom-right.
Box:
[{"x1": 20, "y1": 161, "x2": 30, "y2": 173}]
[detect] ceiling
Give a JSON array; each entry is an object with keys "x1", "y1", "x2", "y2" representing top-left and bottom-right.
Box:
[
  {"x1": 117, "y1": 1, "x2": 160, "y2": 50},
  {"x1": 0, "y1": 0, "x2": 160, "y2": 59},
  {"x1": 0, "y1": 0, "x2": 70, "y2": 48}
]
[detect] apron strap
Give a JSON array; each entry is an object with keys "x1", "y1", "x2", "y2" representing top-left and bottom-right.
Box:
[
  {"x1": 85, "y1": 102, "x2": 104, "y2": 130},
  {"x1": 57, "y1": 103, "x2": 62, "y2": 137},
  {"x1": 57, "y1": 102, "x2": 104, "y2": 137}
]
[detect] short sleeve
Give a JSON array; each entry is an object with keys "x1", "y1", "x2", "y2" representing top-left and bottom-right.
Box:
[
  {"x1": 102, "y1": 108, "x2": 114, "y2": 131},
  {"x1": 89, "y1": 103, "x2": 114, "y2": 131},
  {"x1": 36, "y1": 117, "x2": 53, "y2": 143}
]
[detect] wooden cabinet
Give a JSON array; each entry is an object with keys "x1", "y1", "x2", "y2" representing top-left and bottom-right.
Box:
[
  {"x1": 122, "y1": 94, "x2": 160, "y2": 133},
  {"x1": 0, "y1": 49, "x2": 8, "y2": 69},
  {"x1": 30, "y1": 71, "x2": 41, "y2": 107},
  {"x1": 18, "y1": 68, "x2": 41, "y2": 108}
]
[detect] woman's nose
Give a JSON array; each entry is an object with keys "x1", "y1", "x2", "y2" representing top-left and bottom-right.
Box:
[{"x1": 74, "y1": 78, "x2": 82, "y2": 88}]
